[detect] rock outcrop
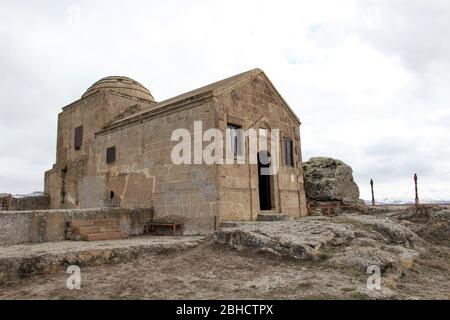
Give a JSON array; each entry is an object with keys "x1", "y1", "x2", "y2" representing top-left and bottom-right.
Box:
[
  {"x1": 302, "y1": 157, "x2": 360, "y2": 202},
  {"x1": 215, "y1": 214, "x2": 426, "y2": 271},
  {"x1": 394, "y1": 205, "x2": 450, "y2": 243},
  {"x1": 302, "y1": 157, "x2": 368, "y2": 213},
  {"x1": 0, "y1": 236, "x2": 204, "y2": 286}
]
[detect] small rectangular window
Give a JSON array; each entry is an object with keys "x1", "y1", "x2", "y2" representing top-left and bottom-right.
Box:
[
  {"x1": 227, "y1": 124, "x2": 243, "y2": 157},
  {"x1": 106, "y1": 146, "x2": 116, "y2": 164},
  {"x1": 284, "y1": 138, "x2": 294, "y2": 167},
  {"x1": 74, "y1": 126, "x2": 83, "y2": 150}
]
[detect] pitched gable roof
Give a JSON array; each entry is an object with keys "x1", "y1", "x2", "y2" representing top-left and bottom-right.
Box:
[
  {"x1": 156, "y1": 68, "x2": 263, "y2": 109},
  {"x1": 101, "y1": 68, "x2": 300, "y2": 133}
]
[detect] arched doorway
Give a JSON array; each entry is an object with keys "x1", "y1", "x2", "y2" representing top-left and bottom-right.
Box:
[{"x1": 258, "y1": 150, "x2": 273, "y2": 210}]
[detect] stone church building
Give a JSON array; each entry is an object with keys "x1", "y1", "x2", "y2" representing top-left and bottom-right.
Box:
[{"x1": 45, "y1": 69, "x2": 308, "y2": 233}]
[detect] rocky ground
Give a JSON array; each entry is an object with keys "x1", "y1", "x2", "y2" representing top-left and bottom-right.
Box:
[
  {"x1": 0, "y1": 236, "x2": 204, "y2": 287},
  {"x1": 0, "y1": 205, "x2": 449, "y2": 300}
]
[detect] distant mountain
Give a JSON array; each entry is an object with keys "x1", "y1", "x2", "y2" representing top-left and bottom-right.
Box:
[
  {"x1": 12, "y1": 191, "x2": 45, "y2": 198},
  {"x1": 364, "y1": 197, "x2": 450, "y2": 205}
]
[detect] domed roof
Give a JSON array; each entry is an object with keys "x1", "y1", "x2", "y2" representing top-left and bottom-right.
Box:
[{"x1": 82, "y1": 76, "x2": 154, "y2": 101}]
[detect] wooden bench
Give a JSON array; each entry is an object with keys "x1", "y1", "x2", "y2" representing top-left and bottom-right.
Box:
[{"x1": 144, "y1": 222, "x2": 184, "y2": 236}]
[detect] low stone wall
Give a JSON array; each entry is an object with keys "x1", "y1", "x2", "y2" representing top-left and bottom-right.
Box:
[
  {"x1": 0, "y1": 194, "x2": 50, "y2": 211},
  {"x1": 9, "y1": 195, "x2": 50, "y2": 211},
  {"x1": 0, "y1": 208, "x2": 152, "y2": 245}
]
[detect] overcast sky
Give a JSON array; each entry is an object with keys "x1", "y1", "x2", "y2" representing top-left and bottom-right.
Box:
[{"x1": 0, "y1": 0, "x2": 449, "y2": 201}]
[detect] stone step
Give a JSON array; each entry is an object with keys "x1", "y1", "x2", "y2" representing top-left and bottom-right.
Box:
[
  {"x1": 72, "y1": 226, "x2": 101, "y2": 234},
  {"x1": 81, "y1": 231, "x2": 128, "y2": 241},
  {"x1": 68, "y1": 220, "x2": 95, "y2": 228},
  {"x1": 99, "y1": 226, "x2": 121, "y2": 233},
  {"x1": 256, "y1": 212, "x2": 290, "y2": 221},
  {"x1": 93, "y1": 219, "x2": 119, "y2": 227}
]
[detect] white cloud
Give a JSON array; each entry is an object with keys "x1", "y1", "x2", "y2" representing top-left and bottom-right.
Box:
[{"x1": 0, "y1": 0, "x2": 449, "y2": 201}]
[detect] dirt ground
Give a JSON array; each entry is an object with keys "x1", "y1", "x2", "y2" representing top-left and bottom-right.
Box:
[{"x1": 1, "y1": 239, "x2": 449, "y2": 300}]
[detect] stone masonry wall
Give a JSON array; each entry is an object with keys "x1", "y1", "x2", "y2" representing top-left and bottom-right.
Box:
[
  {"x1": 0, "y1": 208, "x2": 151, "y2": 245},
  {"x1": 43, "y1": 71, "x2": 308, "y2": 234},
  {"x1": 9, "y1": 195, "x2": 50, "y2": 211},
  {"x1": 215, "y1": 73, "x2": 308, "y2": 221},
  {"x1": 0, "y1": 194, "x2": 50, "y2": 211},
  {"x1": 88, "y1": 100, "x2": 218, "y2": 234},
  {"x1": 45, "y1": 91, "x2": 155, "y2": 209}
]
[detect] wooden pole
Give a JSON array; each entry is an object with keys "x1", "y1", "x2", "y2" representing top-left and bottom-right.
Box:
[
  {"x1": 370, "y1": 179, "x2": 375, "y2": 206},
  {"x1": 414, "y1": 174, "x2": 419, "y2": 206}
]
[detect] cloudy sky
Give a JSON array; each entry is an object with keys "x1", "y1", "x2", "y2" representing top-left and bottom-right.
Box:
[{"x1": 0, "y1": 0, "x2": 449, "y2": 201}]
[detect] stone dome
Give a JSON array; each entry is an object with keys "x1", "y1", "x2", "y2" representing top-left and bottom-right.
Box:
[{"x1": 82, "y1": 76, "x2": 154, "y2": 101}]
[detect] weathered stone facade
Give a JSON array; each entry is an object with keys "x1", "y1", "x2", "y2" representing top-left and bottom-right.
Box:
[{"x1": 45, "y1": 69, "x2": 308, "y2": 234}]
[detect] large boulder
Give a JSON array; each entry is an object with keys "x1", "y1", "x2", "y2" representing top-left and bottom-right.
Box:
[{"x1": 302, "y1": 157, "x2": 360, "y2": 202}]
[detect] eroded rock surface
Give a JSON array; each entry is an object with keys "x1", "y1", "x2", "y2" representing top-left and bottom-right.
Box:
[
  {"x1": 215, "y1": 214, "x2": 426, "y2": 277},
  {"x1": 1, "y1": 208, "x2": 449, "y2": 300},
  {"x1": 394, "y1": 205, "x2": 450, "y2": 242},
  {"x1": 0, "y1": 236, "x2": 204, "y2": 286}
]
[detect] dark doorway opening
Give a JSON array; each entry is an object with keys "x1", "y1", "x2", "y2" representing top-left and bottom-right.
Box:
[{"x1": 258, "y1": 151, "x2": 273, "y2": 210}]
